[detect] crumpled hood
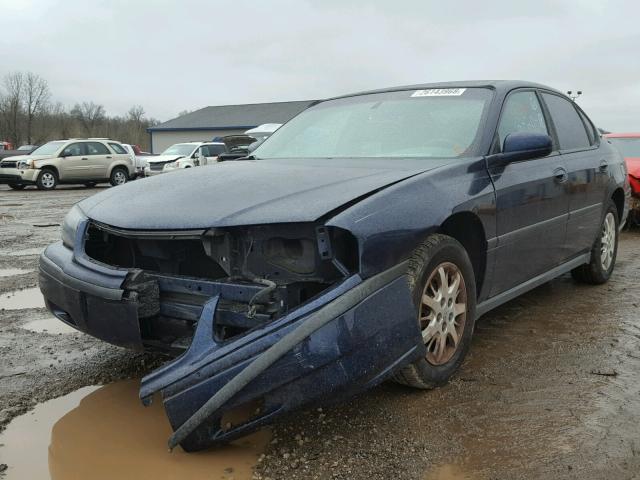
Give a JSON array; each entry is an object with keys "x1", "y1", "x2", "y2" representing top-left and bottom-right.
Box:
[
  {"x1": 625, "y1": 157, "x2": 640, "y2": 179},
  {"x1": 146, "y1": 154, "x2": 185, "y2": 164},
  {"x1": 79, "y1": 158, "x2": 445, "y2": 230}
]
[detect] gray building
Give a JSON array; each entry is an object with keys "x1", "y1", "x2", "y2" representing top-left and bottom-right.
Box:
[{"x1": 148, "y1": 100, "x2": 316, "y2": 153}]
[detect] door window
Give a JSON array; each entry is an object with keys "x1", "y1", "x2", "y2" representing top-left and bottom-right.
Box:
[
  {"x1": 61, "y1": 143, "x2": 85, "y2": 156},
  {"x1": 541, "y1": 93, "x2": 591, "y2": 151},
  {"x1": 108, "y1": 143, "x2": 127, "y2": 154},
  {"x1": 86, "y1": 142, "x2": 110, "y2": 155},
  {"x1": 202, "y1": 144, "x2": 226, "y2": 156},
  {"x1": 497, "y1": 91, "x2": 549, "y2": 150}
]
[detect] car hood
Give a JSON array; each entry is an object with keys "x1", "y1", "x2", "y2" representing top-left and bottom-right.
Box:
[
  {"x1": 1, "y1": 154, "x2": 53, "y2": 163},
  {"x1": 625, "y1": 157, "x2": 640, "y2": 178},
  {"x1": 146, "y1": 154, "x2": 186, "y2": 163},
  {"x1": 79, "y1": 158, "x2": 449, "y2": 230}
]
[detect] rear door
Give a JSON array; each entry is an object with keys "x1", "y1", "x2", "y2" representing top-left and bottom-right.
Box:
[
  {"x1": 59, "y1": 142, "x2": 89, "y2": 179},
  {"x1": 85, "y1": 142, "x2": 112, "y2": 179},
  {"x1": 539, "y1": 92, "x2": 604, "y2": 255},
  {"x1": 488, "y1": 89, "x2": 569, "y2": 295}
]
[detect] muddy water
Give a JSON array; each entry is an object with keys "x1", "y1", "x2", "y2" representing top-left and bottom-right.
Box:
[
  {"x1": 0, "y1": 268, "x2": 31, "y2": 278},
  {"x1": 21, "y1": 317, "x2": 76, "y2": 334},
  {"x1": 0, "y1": 287, "x2": 45, "y2": 309},
  {"x1": 0, "y1": 380, "x2": 270, "y2": 480}
]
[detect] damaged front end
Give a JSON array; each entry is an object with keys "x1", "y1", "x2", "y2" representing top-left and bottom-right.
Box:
[{"x1": 40, "y1": 219, "x2": 423, "y2": 451}]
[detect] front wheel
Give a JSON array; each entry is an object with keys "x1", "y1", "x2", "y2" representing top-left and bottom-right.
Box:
[
  {"x1": 393, "y1": 234, "x2": 477, "y2": 389},
  {"x1": 110, "y1": 167, "x2": 128, "y2": 186},
  {"x1": 36, "y1": 169, "x2": 58, "y2": 190},
  {"x1": 571, "y1": 200, "x2": 619, "y2": 284}
]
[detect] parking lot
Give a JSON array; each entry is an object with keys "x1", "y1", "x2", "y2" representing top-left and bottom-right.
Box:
[{"x1": 0, "y1": 183, "x2": 638, "y2": 479}]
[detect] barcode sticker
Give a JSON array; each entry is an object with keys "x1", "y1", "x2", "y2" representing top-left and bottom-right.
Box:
[{"x1": 411, "y1": 88, "x2": 467, "y2": 97}]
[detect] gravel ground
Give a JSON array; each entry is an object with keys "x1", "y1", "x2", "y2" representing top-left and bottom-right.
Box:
[{"x1": 1, "y1": 184, "x2": 639, "y2": 479}]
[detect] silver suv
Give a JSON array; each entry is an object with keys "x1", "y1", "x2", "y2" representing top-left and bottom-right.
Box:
[{"x1": 0, "y1": 139, "x2": 134, "y2": 190}]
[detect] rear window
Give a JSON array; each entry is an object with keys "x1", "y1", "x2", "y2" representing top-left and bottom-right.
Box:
[
  {"x1": 541, "y1": 93, "x2": 591, "y2": 151},
  {"x1": 109, "y1": 143, "x2": 127, "y2": 154},
  {"x1": 86, "y1": 142, "x2": 110, "y2": 155}
]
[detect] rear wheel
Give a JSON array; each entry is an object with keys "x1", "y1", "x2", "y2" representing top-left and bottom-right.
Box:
[
  {"x1": 571, "y1": 200, "x2": 619, "y2": 284},
  {"x1": 8, "y1": 184, "x2": 26, "y2": 190},
  {"x1": 36, "y1": 169, "x2": 58, "y2": 190},
  {"x1": 110, "y1": 167, "x2": 128, "y2": 186},
  {"x1": 393, "y1": 234, "x2": 477, "y2": 389}
]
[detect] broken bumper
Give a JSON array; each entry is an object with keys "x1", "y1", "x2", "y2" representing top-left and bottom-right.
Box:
[
  {"x1": 0, "y1": 168, "x2": 39, "y2": 184},
  {"x1": 38, "y1": 241, "x2": 423, "y2": 451}
]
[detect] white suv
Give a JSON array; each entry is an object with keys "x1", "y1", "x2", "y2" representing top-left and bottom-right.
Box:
[
  {"x1": 0, "y1": 139, "x2": 134, "y2": 190},
  {"x1": 145, "y1": 142, "x2": 226, "y2": 176}
]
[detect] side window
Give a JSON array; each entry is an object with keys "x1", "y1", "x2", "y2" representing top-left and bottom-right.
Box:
[
  {"x1": 208, "y1": 144, "x2": 226, "y2": 156},
  {"x1": 86, "y1": 142, "x2": 110, "y2": 155},
  {"x1": 108, "y1": 143, "x2": 127, "y2": 154},
  {"x1": 497, "y1": 91, "x2": 548, "y2": 150},
  {"x1": 577, "y1": 109, "x2": 597, "y2": 146},
  {"x1": 541, "y1": 93, "x2": 590, "y2": 150},
  {"x1": 61, "y1": 142, "x2": 85, "y2": 157}
]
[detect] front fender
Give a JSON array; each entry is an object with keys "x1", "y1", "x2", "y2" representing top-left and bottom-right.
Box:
[{"x1": 327, "y1": 158, "x2": 496, "y2": 278}]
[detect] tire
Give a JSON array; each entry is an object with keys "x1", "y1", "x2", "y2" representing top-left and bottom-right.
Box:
[
  {"x1": 36, "y1": 169, "x2": 58, "y2": 190},
  {"x1": 8, "y1": 184, "x2": 26, "y2": 190},
  {"x1": 110, "y1": 167, "x2": 128, "y2": 187},
  {"x1": 571, "y1": 200, "x2": 619, "y2": 284},
  {"x1": 393, "y1": 234, "x2": 477, "y2": 389},
  {"x1": 84, "y1": 182, "x2": 97, "y2": 188}
]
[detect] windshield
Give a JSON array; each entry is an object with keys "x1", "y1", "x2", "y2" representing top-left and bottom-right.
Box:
[
  {"x1": 254, "y1": 88, "x2": 492, "y2": 159},
  {"x1": 161, "y1": 144, "x2": 196, "y2": 156},
  {"x1": 30, "y1": 141, "x2": 66, "y2": 156},
  {"x1": 609, "y1": 138, "x2": 640, "y2": 158}
]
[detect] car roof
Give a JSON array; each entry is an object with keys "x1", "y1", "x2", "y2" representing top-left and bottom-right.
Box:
[
  {"x1": 328, "y1": 80, "x2": 563, "y2": 101},
  {"x1": 604, "y1": 132, "x2": 640, "y2": 138}
]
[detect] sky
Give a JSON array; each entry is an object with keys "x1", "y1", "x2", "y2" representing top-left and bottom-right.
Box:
[{"x1": 0, "y1": 0, "x2": 638, "y2": 131}]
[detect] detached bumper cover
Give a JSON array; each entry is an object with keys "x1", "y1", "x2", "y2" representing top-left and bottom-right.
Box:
[
  {"x1": 0, "y1": 168, "x2": 38, "y2": 184},
  {"x1": 39, "y1": 241, "x2": 423, "y2": 451}
]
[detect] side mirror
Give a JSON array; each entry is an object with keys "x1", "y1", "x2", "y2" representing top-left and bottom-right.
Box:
[
  {"x1": 501, "y1": 132, "x2": 553, "y2": 162},
  {"x1": 59, "y1": 151, "x2": 70, "y2": 158}
]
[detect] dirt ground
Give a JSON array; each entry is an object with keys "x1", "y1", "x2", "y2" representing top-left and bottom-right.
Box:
[{"x1": 1, "y1": 184, "x2": 639, "y2": 480}]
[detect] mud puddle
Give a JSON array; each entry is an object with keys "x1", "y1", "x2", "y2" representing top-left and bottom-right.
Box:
[
  {"x1": 0, "y1": 379, "x2": 270, "y2": 480},
  {"x1": 0, "y1": 268, "x2": 31, "y2": 278},
  {"x1": 21, "y1": 317, "x2": 76, "y2": 334},
  {"x1": 0, "y1": 287, "x2": 45, "y2": 310},
  {"x1": 0, "y1": 247, "x2": 44, "y2": 257}
]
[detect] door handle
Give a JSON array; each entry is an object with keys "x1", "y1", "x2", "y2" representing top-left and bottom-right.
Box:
[
  {"x1": 599, "y1": 160, "x2": 608, "y2": 172},
  {"x1": 106, "y1": 156, "x2": 112, "y2": 159},
  {"x1": 81, "y1": 157, "x2": 88, "y2": 160},
  {"x1": 553, "y1": 166, "x2": 568, "y2": 183}
]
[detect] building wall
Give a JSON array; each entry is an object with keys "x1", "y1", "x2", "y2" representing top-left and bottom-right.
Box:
[{"x1": 150, "y1": 129, "x2": 249, "y2": 153}]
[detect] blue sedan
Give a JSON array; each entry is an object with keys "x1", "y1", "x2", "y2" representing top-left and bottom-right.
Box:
[{"x1": 39, "y1": 80, "x2": 629, "y2": 451}]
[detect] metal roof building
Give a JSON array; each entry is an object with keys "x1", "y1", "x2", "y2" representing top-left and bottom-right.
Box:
[{"x1": 148, "y1": 100, "x2": 315, "y2": 153}]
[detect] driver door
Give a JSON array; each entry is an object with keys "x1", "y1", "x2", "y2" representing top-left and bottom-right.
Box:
[{"x1": 488, "y1": 90, "x2": 570, "y2": 295}]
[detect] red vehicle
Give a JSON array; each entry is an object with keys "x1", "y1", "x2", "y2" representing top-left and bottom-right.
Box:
[{"x1": 605, "y1": 133, "x2": 640, "y2": 224}]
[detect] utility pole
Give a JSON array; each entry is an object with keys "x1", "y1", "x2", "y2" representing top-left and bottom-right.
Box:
[{"x1": 567, "y1": 90, "x2": 582, "y2": 102}]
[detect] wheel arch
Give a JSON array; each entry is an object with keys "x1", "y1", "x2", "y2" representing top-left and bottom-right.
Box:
[
  {"x1": 611, "y1": 187, "x2": 625, "y2": 223},
  {"x1": 108, "y1": 162, "x2": 131, "y2": 177},
  {"x1": 439, "y1": 211, "x2": 487, "y2": 297},
  {"x1": 38, "y1": 165, "x2": 59, "y2": 178}
]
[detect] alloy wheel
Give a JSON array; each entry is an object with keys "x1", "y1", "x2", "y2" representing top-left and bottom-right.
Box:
[
  {"x1": 600, "y1": 212, "x2": 616, "y2": 271},
  {"x1": 113, "y1": 170, "x2": 127, "y2": 185},
  {"x1": 40, "y1": 172, "x2": 55, "y2": 189},
  {"x1": 419, "y1": 262, "x2": 467, "y2": 365}
]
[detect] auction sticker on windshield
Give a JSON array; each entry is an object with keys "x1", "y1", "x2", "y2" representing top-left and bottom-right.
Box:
[{"x1": 411, "y1": 88, "x2": 467, "y2": 97}]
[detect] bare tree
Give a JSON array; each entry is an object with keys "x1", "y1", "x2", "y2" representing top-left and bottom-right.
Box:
[
  {"x1": 23, "y1": 72, "x2": 50, "y2": 144},
  {"x1": 127, "y1": 105, "x2": 145, "y2": 123},
  {"x1": 71, "y1": 101, "x2": 106, "y2": 137},
  {"x1": 1, "y1": 72, "x2": 25, "y2": 146}
]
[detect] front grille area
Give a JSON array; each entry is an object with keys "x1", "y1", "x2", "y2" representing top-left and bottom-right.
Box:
[
  {"x1": 1, "y1": 161, "x2": 17, "y2": 168},
  {"x1": 84, "y1": 221, "x2": 356, "y2": 350},
  {"x1": 149, "y1": 162, "x2": 170, "y2": 171}
]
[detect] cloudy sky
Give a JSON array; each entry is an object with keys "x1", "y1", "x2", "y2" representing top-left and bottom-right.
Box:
[{"x1": 1, "y1": 0, "x2": 638, "y2": 130}]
